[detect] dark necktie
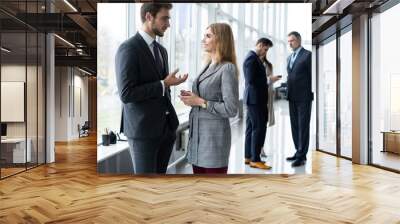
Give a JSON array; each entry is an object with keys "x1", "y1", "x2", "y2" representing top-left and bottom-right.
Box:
[
  {"x1": 153, "y1": 41, "x2": 170, "y2": 101},
  {"x1": 152, "y1": 41, "x2": 163, "y2": 75}
]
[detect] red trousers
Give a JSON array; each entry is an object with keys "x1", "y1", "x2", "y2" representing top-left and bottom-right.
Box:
[{"x1": 192, "y1": 165, "x2": 228, "y2": 174}]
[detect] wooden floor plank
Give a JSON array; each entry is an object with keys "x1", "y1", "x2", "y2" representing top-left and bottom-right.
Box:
[{"x1": 0, "y1": 134, "x2": 400, "y2": 223}]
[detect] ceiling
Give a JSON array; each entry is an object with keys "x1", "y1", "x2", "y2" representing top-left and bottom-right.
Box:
[
  {"x1": 309, "y1": 0, "x2": 389, "y2": 43},
  {"x1": 0, "y1": 0, "x2": 97, "y2": 75},
  {"x1": 0, "y1": 0, "x2": 394, "y2": 75}
]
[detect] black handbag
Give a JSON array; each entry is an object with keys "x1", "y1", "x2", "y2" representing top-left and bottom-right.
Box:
[{"x1": 109, "y1": 131, "x2": 117, "y2": 144}]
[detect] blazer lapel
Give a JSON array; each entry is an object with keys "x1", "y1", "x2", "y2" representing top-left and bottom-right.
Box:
[
  {"x1": 134, "y1": 33, "x2": 162, "y2": 79},
  {"x1": 249, "y1": 51, "x2": 265, "y2": 72},
  {"x1": 198, "y1": 63, "x2": 223, "y2": 83},
  {"x1": 290, "y1": 48, "x2": 305, "y2": 71},
  {"x1": 193, "y1": 64, "x2": 210, "y2": 95}
]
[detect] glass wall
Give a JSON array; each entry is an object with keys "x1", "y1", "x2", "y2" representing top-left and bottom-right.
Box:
[
  {"x1": 371, "y1": 3, "x2": 400, "y2": 171},
  {"x1": 315, "y1": 20, "x2": 355, "y2": 160},
  {"x1": 317, "y1": 36, "x2": 337, "y2": 155},
  {"x1": 0, "y1": 1, "x2": 46, "y2": 179},
  {"x1": 339, "y1": 28, "x2": 352, "y2": 158},
  {"x1": 169, "y1": 3, "x2": 201, "y2": 117},
  {"x1": 97, "y1": 4, "x2": 127, "y2": 137},
  {"x1": 38, "y1": 32, "x2": 45, "y2": 165},
  {"x1": 27, "y1": 30, "x2": 38, "y2": 169},
  {"x1": 97, "y1": 3, "x2": 312, "y2": 135},
  {"x1": 1, "y1": 31, "x2": 28, "y2": 177}
]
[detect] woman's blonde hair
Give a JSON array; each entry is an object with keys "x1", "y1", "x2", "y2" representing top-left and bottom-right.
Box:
[{"x1": 204, "y1": 23, "x2": 238, "y2": 76}]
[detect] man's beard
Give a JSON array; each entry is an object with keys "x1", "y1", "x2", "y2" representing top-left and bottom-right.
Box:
[{"x1": 151, "y1": 23, "x2": 164, "y2": 37}]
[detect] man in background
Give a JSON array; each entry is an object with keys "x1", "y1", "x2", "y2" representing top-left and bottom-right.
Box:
[
  {"x1": 243, "y1": 38, "x2": 274, "y2": 170},
  {"x1": 285, "y1": 31, "x2": 313, "y2": 167}
]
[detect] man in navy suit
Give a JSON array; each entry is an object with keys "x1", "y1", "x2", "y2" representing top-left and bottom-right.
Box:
[
  {"x1": 285, "y1": 31, "x2": 313, "y2": 167},
  {"x1": 115, "y1": 3, "x2": 187, "y2": 174},
  {"x1": 243, "y1": 38, "x2": 273, "y2": 170}
]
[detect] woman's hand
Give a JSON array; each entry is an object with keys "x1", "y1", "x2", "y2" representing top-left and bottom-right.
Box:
[
  {"x1": 179, "y1": 90, "x2": 205, "y2": 107},
  {"x1": 270, "y1": 75, "x2": 282, "y2": 83}
]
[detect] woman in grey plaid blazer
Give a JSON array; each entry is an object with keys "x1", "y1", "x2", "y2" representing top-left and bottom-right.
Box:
[{"x1": 180, "y1": 23, "x2": 239, "y2": 174}]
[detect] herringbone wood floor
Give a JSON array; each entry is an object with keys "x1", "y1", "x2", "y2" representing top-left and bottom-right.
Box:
[{"x1": 1, "y1": 134, "x2": 400, "y2": 223}]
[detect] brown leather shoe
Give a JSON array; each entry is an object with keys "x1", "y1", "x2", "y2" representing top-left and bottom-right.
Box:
[
  {"x1": 245, "y1": 159, "x2": 266, "y2": 165},
  {"x1": 249, "y1": 161, "x2": 272, "y2": 170},
  {"x1": 244, "y1": 158, "x2": 265, "y2": 165}
]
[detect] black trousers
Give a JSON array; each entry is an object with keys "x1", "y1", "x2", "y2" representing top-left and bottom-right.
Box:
[
  {"x1": 245, "y1": 105, "x2": 267, "y2": 162},
  {"x1": 127, "y1": 124, "x2": 176, "y2": 174},
  {"x1": 289, "y1": 100, "x2": 312, "y2": 160}
]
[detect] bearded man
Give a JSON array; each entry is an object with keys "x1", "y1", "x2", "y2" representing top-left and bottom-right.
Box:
[{"x1": 115, "y1": 3, "x2": 187, "y2": 174}]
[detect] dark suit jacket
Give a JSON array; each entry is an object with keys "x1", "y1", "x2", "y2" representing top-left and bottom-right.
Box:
[
  {"x1": 286, "y1": 47, "x2": 313, "y2": 102},
  {"x1": 243, "y1": 50, "x2": 268, "y2": 106},
  {"x1": 115, "y1": 32, "x2": 178, "y2": 139}
]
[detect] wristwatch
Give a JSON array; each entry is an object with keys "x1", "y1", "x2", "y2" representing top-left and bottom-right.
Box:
[{"x1": 200, "y1": 100, "x2": 207, "y2": 109}]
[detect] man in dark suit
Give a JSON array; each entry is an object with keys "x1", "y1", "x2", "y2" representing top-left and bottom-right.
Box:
[
  {"x1": 115, "y1": 3, "x2": 188, "y2": 174},
  {"x1": 285, "y1": 31, "x2": 313, "y2": 167},
  {"x1": 243, "y1": 38, "x2": 273, "y2": 170}
]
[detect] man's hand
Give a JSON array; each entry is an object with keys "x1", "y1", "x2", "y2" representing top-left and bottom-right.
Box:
[{"x1": 164, "y1": 69, "x2": 188, "y2": 87}]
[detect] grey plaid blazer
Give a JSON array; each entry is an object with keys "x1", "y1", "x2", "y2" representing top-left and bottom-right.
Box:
[{"x1": 186, "y1": 62, "x2": 239, "y2": 168}]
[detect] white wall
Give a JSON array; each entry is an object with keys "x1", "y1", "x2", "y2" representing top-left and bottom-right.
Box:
[
  {"x1": 72, "y1": 72, "x2": 89, "y2": 138},
  {"x1": 55, "y1": 66, "x2": 68, "y2": 141},
  {"x1": 1, "y1": 66, "x2": 26, "y2": 138},
  {"x1": 55, "y1": 67, "x2": 89, "y2": 141},
  {"x1": 1, "y1": 65, "x2": 37, "y2": 137}
]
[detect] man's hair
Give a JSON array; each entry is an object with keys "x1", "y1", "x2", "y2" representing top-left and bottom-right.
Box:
[
  {"x1": 256, "y1": 38, "x2": 273, "y2": 47},
  {"x1": 288, "y1": 31, "x2": 302, "y2": 42},
  {"x1": 140, "y1": 3, "x2": 173, "y2": 23}
]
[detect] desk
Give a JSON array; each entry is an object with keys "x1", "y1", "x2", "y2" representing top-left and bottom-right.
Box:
[
  {"x1": 97, "y1": 141, "x2": 132, "y2": 173},
  {"x1": 1, "y1": 138, "x2": 31, "y2": 163},
  {"x1": 97, "y1": 141, "x2": 129, "y2": 163},
  {"x1": 97, "y1": 118, "x2": 191, "y2": 174},
  {"x1": 382, "y1": 131, "x2": 400, "y2": 154}
]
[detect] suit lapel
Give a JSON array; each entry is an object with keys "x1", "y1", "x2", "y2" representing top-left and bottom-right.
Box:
[
  {"x1": 134, "y1": 33, "x2": 162, "y2": 79},
  {"x1": 160, "y1": 46, "x2": 169, "y2": 79},
  {"x1": 159, "y1": 46, "x2": 171, "y2": 100},
  {"x1": 290, "y1": 48, "x2": 304, "y2": 72},
  {"x1": 248, "y1": 51, "x2": 264, "y2": 72}
]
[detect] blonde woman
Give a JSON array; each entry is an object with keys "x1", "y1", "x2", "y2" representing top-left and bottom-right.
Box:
[{"x1": 180, "y1": 23, "x2": 239, "y2": 174}]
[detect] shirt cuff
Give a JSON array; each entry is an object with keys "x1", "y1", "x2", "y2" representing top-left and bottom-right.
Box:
[{"x1": 161, "y1": 80, "x2": 165, "y2": 96}]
